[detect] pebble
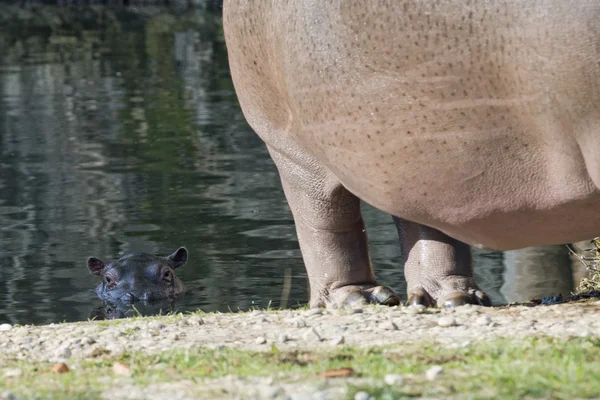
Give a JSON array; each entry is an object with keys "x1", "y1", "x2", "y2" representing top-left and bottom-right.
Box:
[
  {"x1": 3, "y1": 368, "x2": 22, "y2": 378},
  {"x1": 404, "y1": 304, "x2": 426, "y2": 314},
  {"x1": 302, "y1": 327, "x2": 322, "y2": 342},
  {"x1": 0, "y1": 324, "x2": 12, "y2": 332},
  {"x1": 438, "y1": 317, "x2": 457, "y2": 327},
  {"x1": 54, "y1": 345, "x2": 72, "y2": 359},
  {"x1": 278, "y1": 334, "x2": 289, "y2": 343},
  {"x1": 384, "y1": 374, "x2": 404, "y2": 385},
  {"x1": 475, "y1": 316, "x2": 492, "y2": 326},
  {"x1": 149, "y1": 322, "x2": 165, "y2": 330},
  {"x1": 425, "y1": 365, "x2": 444, "y2": 381},
  {"x1": 455, "y1": 305, "x2": 481, "y2": 315},
  {"x1": 305, "y1": 308, "x2": 323, "y2": 317},
  {"x1": 330, "y1": 336, "x2": 345, "y2": 346},
  {"x1": 255, "y1": 336, "x2": 267, "y2": 345},
  {"x1": 1, "y1": 392, "x2": 16, "y2": 400},
  {"x1": 354, "y1": 391, "x2": 371, "y2": 400},
  {"x1": 80, "y1": 337, "x2": 96, "y2": 345},
  {"x1": 13, "y1": 327, "x2": 30, "y2": 337},
  {"x1": 188, "y1": 317, "x2": 204, "y2": 326},
  {"x1": 288, "y1": 318, "x2": 307, "y2": 328},
  {"x1": 112, "y1": 362, "x2": 132, "y2": 376},
  {"x1": 517, "y1": 321, "x2": 536, "y2": 329},
  {"x1": 260, "y1": 385, "x2": 285, "y2": 399},
  {"x1": 51, "y1": 363, "x2": 69, "y2": 374},
  {"x1": 351, "y1": 308, "x2": 364, "y2": 314},
  {"x1": 379, "y1": 321, "x2": 398, "y2": 331}
]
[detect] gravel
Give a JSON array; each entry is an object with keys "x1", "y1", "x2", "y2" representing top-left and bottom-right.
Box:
[
  {"x1": 1, "y1": 299, "x2": 599, "y2": 399},
  {"x1": 2, "y1": 301, "x2": 599, "y2": 362}
]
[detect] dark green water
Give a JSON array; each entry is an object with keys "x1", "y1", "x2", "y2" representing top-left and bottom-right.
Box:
[{"x1": 0, "y1": 6, "x2": 577, "y2": 324}]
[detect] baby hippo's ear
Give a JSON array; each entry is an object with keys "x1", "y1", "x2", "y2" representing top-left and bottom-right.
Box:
[
  {"x1": 87, "y1": 257, "x2": 106, "y2": 276},
  {"x1": 167, "y1": 247, "x2": 188, "y2": 269}
]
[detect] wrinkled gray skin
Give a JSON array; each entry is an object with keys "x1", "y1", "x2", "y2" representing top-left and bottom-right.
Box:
[
  {"x1": 223, "y1": 1, "x2": 600, "y2": 308},
  {"x1": 87, "y1": 248, "x2": 188, "y2": 304}
]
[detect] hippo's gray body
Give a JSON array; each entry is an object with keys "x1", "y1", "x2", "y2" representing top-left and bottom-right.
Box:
[{"x1": 223, "y1": 1, "x2": 600, "y2": 307}]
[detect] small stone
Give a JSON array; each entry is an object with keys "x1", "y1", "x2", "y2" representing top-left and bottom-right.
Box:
[
  {"x1": 354, "y1": 391, "x2": 371, "y2": 400},
  {"x1": 51, "y1": 363, "x2": 69, "y2": 374},
  {"x1": 290, "y1": 318, "x2": 307, "y2": 328},
  {"x1": 252, "y1": 310, "x2": 264, "y2": 316},
  {"x1": 302, "y1": 327, "x2": 322, "y2": 342},
  {"x1": 88, "y1": 347, "x2": 111, "y2": 358},
  {"x1": 168, "y1": 333, "x2": 180, "y2": 341},
  {"x1": 455, "y1": 304, "x2": 481, "y2": 315},
  {"x1": 517, "y1": 320, "x2": 536, "y2": 329},
  {"x1": 438, "y1": 317, "x2": 457, "y2": 327},
  {"x1": 188, "y1": 316, "x2": 204, "y2": 325},
  {"x1": 426, "y1": 365, "x2": 444, "y2": 381},
  {"x1": 331, "y1": 336, "x2": 345, "y2": 346},
  {"x1": 278, "y1": 334, "x2": 289, "y2": 343},
  {"x1": 405, "y1": 304, "x2": 426, "y2": 314},
  {"x1": 379, "y1": 321, "x2": 398, "y2": 331},
  {"x1": 3, "y1": 368, "x2": 22, "y2": 378},
  {"x1": 105, "y1": 343, "x2": 124, "y2": 355},
  {"x1": 260, "y1": 385, "x2": 285, "y2": 399},
  {"x1": 475, "y1": 316, "x2": 492, "y2": 326},
  {"x1": 80, "y1": 337, "x2": 96, "y2": 345},
  {"x1": 0, "y1": 324, "x2": 12, "y2": 332},
  {"x1": 112, "y1": 362, "x2": 132, "y2": 376},
  {"x1": 54, "y1": 345, "x2": 72, "y2": 359},
  {"x1": 13, "y1": 327, "x2": 30, "y2": 337},
  {"x1": 1, "y1": 391, "x2": 16, "y2": 400},
  {"x1": 255, "y1": 336, "x2": 267, "y2": 345},
  {"x1": 384, "y1": 374, "x2": 404, "y2": 386},
  {"x1": 306, "y1": 308, "x2": 323, "y2": 317},
  {"x1": 351, "y1": 308, "x2": 364, "y2": 314}
]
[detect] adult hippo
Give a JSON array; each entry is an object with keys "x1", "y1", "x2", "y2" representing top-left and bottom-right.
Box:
[
  {"x1": 87, "y1": 247, "x2": 188, "y2": 304},
  {"x1": 223, "y1": 1, "x2": 600, "y2": 308}
]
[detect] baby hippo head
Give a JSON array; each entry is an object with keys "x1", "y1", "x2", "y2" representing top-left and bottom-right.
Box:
[{"x1": 87, "y1": 247, "x2": 188, "y2": 304}]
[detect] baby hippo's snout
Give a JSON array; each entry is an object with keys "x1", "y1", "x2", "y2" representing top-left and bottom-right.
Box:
[
  {"x1": 87, "y1": 247, "x2": 188, "y2": 304},
  {"x1": 120, "y1": 292, "x2": 136, "y2": 304}
]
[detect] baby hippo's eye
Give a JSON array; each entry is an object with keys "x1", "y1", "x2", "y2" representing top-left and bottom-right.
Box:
[
  {"x1": 105, "y1": 275, "x2": 116, "y2": 289},
  {"x1": 162, "y1": 269, "x2": 172, "y2": 282}
]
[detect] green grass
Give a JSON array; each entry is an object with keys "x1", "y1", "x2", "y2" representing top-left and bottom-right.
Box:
[{"x1": 2, "y1": 336, "x2": 600, "y2": 399}]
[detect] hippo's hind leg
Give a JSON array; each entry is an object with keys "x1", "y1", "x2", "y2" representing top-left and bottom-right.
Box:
[
  {"x1": 394, "y1": 217, "x2": 491, "y2": 308},
  {"x1": 268, "y1": 148, "x2": 400, "y2": 309}
]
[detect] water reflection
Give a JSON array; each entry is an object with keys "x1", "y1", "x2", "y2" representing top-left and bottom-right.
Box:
[{"x1": 0, "y1": 6, "x2": 581, "y2": 325}]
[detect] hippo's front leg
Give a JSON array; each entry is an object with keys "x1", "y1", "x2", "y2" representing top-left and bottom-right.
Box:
[
  {"x1": 269, "y1": 148, "x2": 400, "y2": 308},
  {"x1": 394, "y1": 218, "x2": 491, "y2": 308}
]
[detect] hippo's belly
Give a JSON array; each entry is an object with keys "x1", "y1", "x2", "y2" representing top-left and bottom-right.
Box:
[
  {"x1": 285, "y1": 77, "x2": 600, "y2": 250},
  {"x1": 309, "y1": 117, "x2": 600, "y2": 250}
]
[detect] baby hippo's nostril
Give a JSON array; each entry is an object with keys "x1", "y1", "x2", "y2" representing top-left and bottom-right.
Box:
[{"x1": 121, "y1": 292, "x2": 136, "y2": 304}]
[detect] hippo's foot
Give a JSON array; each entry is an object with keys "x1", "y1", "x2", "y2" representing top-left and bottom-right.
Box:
[
  {"x1": 311, "y1": 284, "x2": 400, "y2": 309},
  {"x1": 407, "y1": 278, "x2": 492, "y2": 308}
]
